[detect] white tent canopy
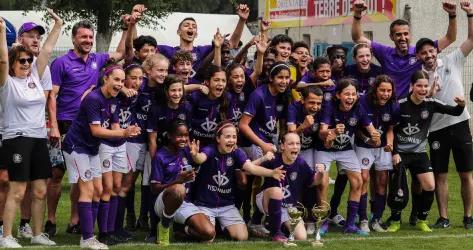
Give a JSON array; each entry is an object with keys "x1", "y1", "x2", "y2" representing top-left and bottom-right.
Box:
[{"x1": 0, "y1": 11, "x2": 254, "y2": 50}]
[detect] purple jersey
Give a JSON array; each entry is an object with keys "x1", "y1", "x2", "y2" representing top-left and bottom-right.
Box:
[
  {"x1": 228, "y1": 83, "x2": 255, "y2": 147},
  {"x1": 300, "y1": 72, "x2": 335, "y2": 102},
  {"x1": 191, "y1": 145, "x2": 248, "y2": 208},
  {"x1": 371, "y1": 41, "x2": 438, "y2": 98},
  {"x1": 150, "y1": 146, "x2": 193, "y2": 185},
  {"x1": 287, "y1": 101, "x2": 321, "y2": 150},
  {"x1": 50, "y1": 50, "x2": 110, "y2": 121},
  {"x1": 147, "y1": 101, "x2": 192, "y2": 145},
  {"x1": 128, "y1": 80, "x2": 158, "y2": 143},
  {"x1": 188, "y1": 91, "x2": 229, "y2": 145},
  {"x1": 261, "y1": 153, "x2": 315, "y2": 207},
  {"x1": 102, "y1": 94, "x2": 137, "y2": 147},
  {"x1": 355, "y1": 95, "x2": 400, "y2": 148},
  {"x1": 344, "y1": 64, "x2": 383, "y2": 96},
  {"x1": 318, "y1": 100, "x2": 372, "y2": 151},
  {"x1": 63, "y1": 89, "x2": 119, "y2": 155},
  {"x1": 244, "y1": 84, "x2": 288, "y2": 143},
  {"x1": 157, "y1": 45, "x2": 213, "y2": 76}
]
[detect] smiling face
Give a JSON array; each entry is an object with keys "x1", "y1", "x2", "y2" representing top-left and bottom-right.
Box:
[
  {"x1": 275, "y1": 42, "x2": 292, "y2": 62},
  {"x1": 166, "y1": 82, "x2": 184, "y2": 106},
  {"x1": 293, "y1": 47, "x2": 310, "y2": 69},
  {"x1": 11, "y1": 51, "x2": 34, "y2": 78},
  {"x1": 147, "y1": 60, "x2": 169, "y2": 84},
  {"x1": 263, "y1": 52, "x2": 276, "y2": 74},
  {"x1": 173, "y1": 60, "x2": 193, "y2": 81},
  {"x1": 136, "y1": 43, "x2": 156, "y2": 62},
  {"x1": 216, "y1": 126, "x2": 238, "y2": 154},
  {"x1": 170, "y1": 124, "x2": 190, "y2": 149},
  {"x1": 229, "y1": 67, "x2": 245, "y2": 94},
  {"x1": 411, "y1": 78, "x2": 430, "y2": 102},
  {"x1": 73, "y1": 27, "x2": 94, "y2": 55},
  {"x1": 125, "y1": 67, "x2": 144, "y2": 91},
  {"x1": 390, "y1": 25, "x2": 411, "y2": 54},
  {"x1": 19, "y1": 29, "x2": 42, "y2": 55},
  {"x1": 270, "y1": 69, "x2": 290, "y2": 94},
  {"x1": 337, "y1": 85, "x2": 358, "y2": 112},
  {"x1": 207, "y1": 71, "x2": 227, "y2": 99},
  {"x1": 375, "y1": 82, "x2": 393, "y2": 106},
  {"x1": 281, "y1": 133, "x2": 301, "y2": 162},
  {"x1": 104, "y1": 69, "x2": 125, "y2": 98},
  {"x1": 303, "y1": 93, "x2": 323, "y2": 114},
  {"x1": 315, "y1": 63, "x2": 331, "y2": 81},
  {"x1": 355, "y1": 47, "x2": 372, "y2": 72},
  {"x1": 177, "y1": 19, "x2": 197, "y2": 43},
  {"x1": 416, "y1": 44, "x2": 437, "y2": 71}
]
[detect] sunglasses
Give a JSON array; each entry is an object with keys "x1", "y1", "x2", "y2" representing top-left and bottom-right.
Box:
[{"x1": 18, "y1": 57, "x2": 34, "y2": 65}]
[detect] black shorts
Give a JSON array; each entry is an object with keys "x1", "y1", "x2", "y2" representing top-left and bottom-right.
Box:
[
  {"x1": 3, "y1": 137, "x2": 52, "y2": 181},
  {"x1": 399, "y1": 152, "x2": 432, "y2": 176},
  {"x1": 428, "y1": 120, "x2": 473, "y2": 173},
  {"x1": 0, "y1": 134, "x2": 6, "y2": 170}
]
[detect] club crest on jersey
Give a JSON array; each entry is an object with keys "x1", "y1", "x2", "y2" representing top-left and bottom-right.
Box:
[
  {"x1": 239, "y1": 92, "x2": 245, "y2": 102},
  {"x1": 201, "y1": 118, "x2": 218, "y2": 133},
  {"x1": 362, "y1": 158, "x2": 370, "y2": 166},
  {"x1": 110, "y1": 104, "x2": 116, "y2": 114},
  {"x1": 312, "y1": 123, "x2": 319, "y2": 132},
  {"x1": 102, "y1": 159, "x2": 111, "y2": 168},
  {"x1": 27, "y1": 81, "x2": 36, "y2": 89},
  {"x1": 226, "y1": 157, "x2": 234, "y2": 167},
  {"x1": 421, "y1": 110, "x2": 429, "y2": 119},
  {"x1": 178, "y1": 114, "x2": 186, "y2": 120},
  {"x1": 182, "y1": 157, "x2": 188, "y2": 165},
  {"x1": 369, "y1": 77, "x2": 375, "y2": 86},
  {"x1": 409, "y1": 57, "x2": 417, "y2": 65},
  {"x1": 191, "y1": 52, "x2": 197, "y2": 61},
  {"x1": 276, "y1": 105, "x2": 283, "y2": 112},
  {"x1": 91, "y1": 62, "x2": 97, "y2": 69},
  {"x1": 431, "y1": 141, "x2": 440, "y2": 150},
  {"x1": 382, "y1": 113, "x2": 391, "y2": 122},
  {"x1": 324, "y1": 92, "x2": 332, "y2": 101},
  {"x1": 212, "y1": 171, "x2": 229, "y2": 186},
  {"x1": 349, "y1": 117, "x2": 358, "y2": 126},
  {"x1": 290, "y1": 172, "x2": 298, "y2": 181},
  {"x1": 12, "y1": 153, "x2": 22, "y2": 164}
]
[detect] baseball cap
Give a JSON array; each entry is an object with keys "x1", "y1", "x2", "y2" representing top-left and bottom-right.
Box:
[
  {"x1": 18, "y1": 22, "x2": 46, "y2": 36},
  {"x1": 415, "y1": 38, "x2": 435, "y2": 53}
]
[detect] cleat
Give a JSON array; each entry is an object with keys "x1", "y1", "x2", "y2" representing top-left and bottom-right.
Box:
[
  {"x1": 416, "y1": 220, "x2": 432, "y2": 232},
  {"x1": 387, "y1": 221, "x2": 401, "y2": 232}
]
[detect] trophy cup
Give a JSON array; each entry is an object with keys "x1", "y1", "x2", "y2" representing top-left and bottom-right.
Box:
[
  {"x1": 311, "y1": 201, "x2": 331, "y2": 247},
  {"x1": 284, "y1": 202, "x2": 306, "y2": 247}
]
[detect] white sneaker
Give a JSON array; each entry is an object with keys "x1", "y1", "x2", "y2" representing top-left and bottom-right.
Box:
[
  {"x1": 31, "y1": 233, "x2": 56, "y2": 246},
  {"x1": 371, "y1": 220, "x2": 387, "y2": 233},
  {"x1": 306, "y1": 222, "x2": 316, "y2": 235},
  {"x1": 329, "y1": 214, "x2": 345, "y2": 227},
  {"x1": 0, "y1": 235, "x2": 22, "y2": 248},
  {"x1": 80, "y1": 236, "x2": 109, "y2": 249},
  {"x1": 359, "y1": 220, "x2": 370, "y2": 233},
  {"x1": 17, "y1": 223, "x2": 33, "y2": 239},
  {"x1": 248, "y1": 222, "x2": 270, "y2": 237}
]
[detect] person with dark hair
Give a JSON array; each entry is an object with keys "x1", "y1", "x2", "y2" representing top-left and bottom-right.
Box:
[
  {"x1": 291, "y1": 41, "x2": 311, "y2": 78},
  {"x1": 387, "y1": 70, "x2": 465, "y2": 233},
  {"x1": 352, "y1": 0, "x2": 457, "y2": 98},
  {"x1": 188, "y1": 122, "x2": 285, "y2": 241},
  {"x1": 188, "y1": 64, "x2": 230, "y2": 146},
  {"x1": 269, "y1": 34, "x2": 294, "y2": 63},
  {"x1": 128, "y1": 35, "x2": 157, "y2": 64},
  {"x1": 354, "y1": 75, "x2": 399, "y2": 233},
  {"x1": 416, "y1": 0, "x2": 473, "y2": 230},
  {"x1": 49, "y1": 13, "x2": 131, "y2": 233},
  {"x1": 298, "y1": 57, "x2": 336, "y2": 103},
  {"x1": 171, "y1": 50, "x2": 198, "y2": 84},
  {"x1": 317, "y1": 78, "x2": 380, "y2": 236},
  {"x1": 326, "y1": 45, "x2": 348, "y2": 82},
  {"x1": 286, "y1": 86, "x2": 324, "y2": 235},
  {"x1": 345, "y1": 43, "x2": 383, "y2": 96},
  {"x1": 0, "y1": 9, "x2": 63, "y2": 247}
]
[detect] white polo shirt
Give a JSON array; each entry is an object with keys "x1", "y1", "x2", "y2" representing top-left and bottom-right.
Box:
[
  {"x1": 425, "y1": 48, "x2": 471, "y2": 132},
  {"x1": 0, "y1": 65, "x2": 47, "y2": 140}
]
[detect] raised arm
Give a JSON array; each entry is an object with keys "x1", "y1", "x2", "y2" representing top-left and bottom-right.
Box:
[
  {"x1": 233, "y1": 36, "x2": 255, "y2": 65},
  {"x1": 190, "y1": 139, "x2": 207, "y2": 164},
  {"x1": 250, "y1": 34, "x2": 268, "y2": 85},
  {"x1": 351, "y1": 0, "x2": 371, "y2": 46},
  {"x1": 438, "y1": 0, "x2": 458, "y2": 51},
  {"x1": 460, "y1": 0, "x2": 473, "y2": 56},
  {"x1": 37, "y1": 9, "x2": 63, "y2": 79},
  {"x1": 229, "y1": 4, "x2": 249, "y2": 49},
  {"x1": 213, "y1": 28, "x2": 224, "y2": 67},
  {"x1": 0, "y1": 18, "x2": 8, "y2": 86}
]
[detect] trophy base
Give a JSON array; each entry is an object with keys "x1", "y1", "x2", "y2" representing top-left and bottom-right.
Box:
[
  {"x1": 311, "y1": 240, "x2": 324, "y2": 247},
  {"x1": 283, "y1": 242, "x2": 298, "y2": 247}
]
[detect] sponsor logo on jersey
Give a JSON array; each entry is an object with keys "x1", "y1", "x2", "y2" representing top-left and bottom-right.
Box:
[
  {"x1": 201, "y1": 117, "x2": 218, "y2": 133},
  {"x1": 402, "y1": 123, "x2": 420, "y2": 136},
  {"x1": 212, "y1": 171, "x2": 229, "y2": 186},
  {"x1": 266, "y1": 116, "x2": 277, "y2": 132}
]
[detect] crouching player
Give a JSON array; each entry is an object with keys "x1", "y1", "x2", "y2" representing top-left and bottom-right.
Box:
[{"x1": 256, "y1": 133, "x2": 325, "y2": 243}]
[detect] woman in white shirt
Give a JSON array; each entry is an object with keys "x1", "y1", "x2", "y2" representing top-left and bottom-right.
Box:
[{"x1": 0, "y1": 10, "x2": 63, "y2": 248}]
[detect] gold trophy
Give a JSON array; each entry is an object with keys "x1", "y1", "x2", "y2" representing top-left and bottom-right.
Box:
[
  {"x1": 311, "y1": 201, "x2": 331, "y2": 247},
  {"x1": 284, "y1": 202, "x2": 306, "y2": 247}
]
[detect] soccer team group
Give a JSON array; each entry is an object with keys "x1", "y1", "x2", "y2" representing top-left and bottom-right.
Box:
[{"x1": 0, "y1": 0, "x2": 473, "y2": 248}]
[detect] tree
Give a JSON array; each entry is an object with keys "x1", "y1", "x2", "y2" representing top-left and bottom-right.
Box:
[{"x1": 17, "y1": 0, "x2": 174, "y2": 52}]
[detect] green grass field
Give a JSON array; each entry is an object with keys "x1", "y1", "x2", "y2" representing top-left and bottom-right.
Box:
[{"x1": 9, "y1": 157, "x2": 473, "y2": 249}]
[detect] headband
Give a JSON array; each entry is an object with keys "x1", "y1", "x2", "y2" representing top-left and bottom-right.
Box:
[
  {"x1": 269, "y1": 63, "x2": 290, "y2": 76},
  {"x1": 103, "y1": 65, "x2": 123, "y2": 77},
  {"x1": 124, "y1": 63, "x2": 141, "y2": 71},
  {"x1": 216, "y1": 123, "x2": 235, "y2": 136}
]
